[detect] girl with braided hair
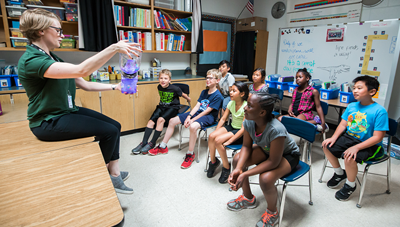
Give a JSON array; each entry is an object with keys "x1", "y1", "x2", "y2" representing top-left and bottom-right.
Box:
[{"x1": 226, "y1": 93, "x2": 300, "y2": 227}]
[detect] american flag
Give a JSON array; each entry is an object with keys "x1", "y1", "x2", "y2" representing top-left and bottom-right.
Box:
[{"x1": 246, "y1": 0, "x2": 254, "y2": 15}]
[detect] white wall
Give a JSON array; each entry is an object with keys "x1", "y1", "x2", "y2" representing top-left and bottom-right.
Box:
[
  {"x1": 202, "y1": 0, "x2": 250, "y2": 18},
  {"x1": 254, "y1": 0, "x2": 400, "y2": 120}
]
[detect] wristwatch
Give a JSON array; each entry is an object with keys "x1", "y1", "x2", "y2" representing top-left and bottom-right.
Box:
[
  {"x1": 189, "y1": 114, "x2": 193, "y2": 117},
  {"x1": 111, "y1": 84, "x2": 116, "y2": 90}
]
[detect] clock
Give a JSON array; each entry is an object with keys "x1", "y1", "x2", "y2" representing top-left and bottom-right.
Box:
[{"x1": 271, "y1": 2, "x2": 286, "y2": 19}]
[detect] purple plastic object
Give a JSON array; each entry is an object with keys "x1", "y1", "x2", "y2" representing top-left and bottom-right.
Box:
[
  {"x1": 121, "y1": 59, "x2": 140, "y2": 75},
  {"x1": 121, "y1": 76, "x2": 138, "y2": 94}
]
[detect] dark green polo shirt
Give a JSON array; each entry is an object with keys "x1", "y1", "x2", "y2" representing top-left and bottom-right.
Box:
[{"x1": 18, "y1": 45, "x2": 79, "y2": 128}]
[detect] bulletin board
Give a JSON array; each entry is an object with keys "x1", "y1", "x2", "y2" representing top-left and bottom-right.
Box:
[
  {"x1": 196, "y1": 14, "x2": 235, "y2": 76},
  {"x1": 276, "y1": 19, "x2": 400, "y2": 108}
]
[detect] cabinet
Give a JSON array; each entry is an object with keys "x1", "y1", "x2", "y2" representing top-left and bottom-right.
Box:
[
  {"x1": 101, "y1": 90, "x2": 135, "y2": 132},
  {"x1": 75, "y1": 89, "x2": 101, "y2": 113},
  {"x1": 254, "y1": 30, "x2": 268, "y2": 70}
]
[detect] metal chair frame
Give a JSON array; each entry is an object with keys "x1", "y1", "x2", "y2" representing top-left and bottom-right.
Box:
[{"x1": 318, "y1": 118, "x2": 397, "y2": 208}]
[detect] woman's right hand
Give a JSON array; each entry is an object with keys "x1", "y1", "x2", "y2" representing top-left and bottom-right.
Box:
[{"x1": 114, "y1": 40, "x2": 142, "y2": 58}]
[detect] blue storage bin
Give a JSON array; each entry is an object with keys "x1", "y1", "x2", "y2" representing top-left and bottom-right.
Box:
[
  {"x1": 339, "y1": 91, "x2": 356, "y2": 103},
  {"x1": 313, "y1": 85, "x2": 322, "y2": 92},
  {"x1": 275, "y1": 81, "x2": 289, "y2": 91},
  {"x1": 11, "y1": 74, "x2": 22, "y2": 87},
  {"x1": 0, "y1": 75, "x2": 12, "y2": 88},
  {"x1": 12, "y1": 21, "x2": 20, "y2": 28},
  {"x1": 320, "y1": 88, "x2": 339, "y2": 100},
  {"x1": 288, "y1": 84, "x2": 298, "y2": 93},
  {"x1": 265, "y1": 80, "x2": 277, "y2": 88},
  {"x1": 267, "y1": 74, "x2": 280, "y2": 81}
]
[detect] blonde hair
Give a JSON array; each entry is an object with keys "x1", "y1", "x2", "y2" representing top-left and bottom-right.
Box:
[
  {"x1": 160, "y1": 69, "x2": 172, "y2": 79},
  {"x1": 20, "y1": 8, "x2": 61, "y2": 42},
  {"x1": 207, "y1": 69, "x2": 221, "y2": 79}
]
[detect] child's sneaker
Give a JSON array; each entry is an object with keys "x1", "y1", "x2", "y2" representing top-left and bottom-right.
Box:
[
  {"x1": 218, "y1": 166, "x2": 231, "y2": 184},
  {"x1": 227, "y1": 194, "x2": 257, "y2": 211},
  {"x1": 314, "y1": 115, "x2": 322, "y2": 124},
  {"x1": 148, "y1": 145, "x2": 169, "y2": 156},
  {"x1": 140, "y1": 142, "x2": 155, "y2": 155},
  {"x1": 327, "y1": 171, "x2": 347, "y2": 188},
  {"x1": 255, "y1": 209, "x2": 279, "y2": 227},
  {"x1": 181, "y1": 153, "x2": 195, "y2": 169},
  {"x1": 131, "y1": 142, "x2": 145, "y2": 155},
  {"x1": 206, "y1": 158, "x2": 221, "y2": 178},
  {"x1": 316, "y1": 123, "x2": 329, "y2": 132},
  {"x1": 335, "y1": 183, "x2": 357, "y2": 201}
]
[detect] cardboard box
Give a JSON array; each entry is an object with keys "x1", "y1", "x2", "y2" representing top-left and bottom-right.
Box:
[{"x1": 236, "y1": 17, "x2": 267, "y2": 32}]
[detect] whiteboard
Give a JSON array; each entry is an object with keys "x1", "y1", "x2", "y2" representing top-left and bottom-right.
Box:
[{"x1": 276, "y1": 19, "x2": 400, "y2": 108}]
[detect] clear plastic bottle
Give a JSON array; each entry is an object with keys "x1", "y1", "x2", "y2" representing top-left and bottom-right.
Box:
[{"x1": 119, "y1": 50, "x2": 141, "y2": 94}]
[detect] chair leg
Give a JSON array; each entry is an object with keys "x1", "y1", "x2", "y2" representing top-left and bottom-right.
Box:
[
  {"x1": 196, "y1": 130, "x2": 202, "y2": 163},
  {"x1": 178, "y1": 125, "x2": 182, "y2": 151},
  {"x1": 279, "y1": 182, "x2": 288, "y2": 226},
  {"x1": 318, "y1": 158, "x2": 329, "y2": 183},
  {"x1": 387, "y1": 157, "x2": 391, "y2": 194},
  {"x1": 308, "y1": 163, "x2": 313, "y2": 206},
  {"x1": 205, "y1": 147, "x2": 210, "y2": 172},
  {"x1": 357, "y1": 164, "x2": 371, "y2": 208}
]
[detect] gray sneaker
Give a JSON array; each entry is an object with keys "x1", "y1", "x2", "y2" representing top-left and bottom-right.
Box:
[
  {"x1": 140, "y1": 142, "x2": 155, "y2": 155},
  {"x1": 227, "y1": 194, "x2": 257, "y2": 211},
  {"x1": 255, "y1": 209, "x2": 279, "y2": 227},
  {"x1": 110, "y1": 174, "x2": 133, "y2": 194},
  {"x1": 120, "y1": 171, "x2": 130, "y2": 181},
  {"x1": 131, "y1": 142, "x2": 145, "y2": 155}
]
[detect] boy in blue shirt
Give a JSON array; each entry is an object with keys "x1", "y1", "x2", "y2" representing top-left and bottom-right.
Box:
[
  {"x1": 149, "y1": 69, "x2": 224, "y2": 169},
  {"x1": 322, "y1": 76, "x2": 389, "y2": 201}
]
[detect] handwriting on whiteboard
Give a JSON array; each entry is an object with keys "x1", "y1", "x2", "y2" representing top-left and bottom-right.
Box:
[
  {"x1": 389, "y1": 36, "x2": 397, "y2": 54},
  {"x1": 371, "y1": 21, "x2": 392, "y2": 28}
]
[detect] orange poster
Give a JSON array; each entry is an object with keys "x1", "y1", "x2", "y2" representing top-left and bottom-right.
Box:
[{"x1": 203, "y1": 30, "x2": 228, "y2": 52}]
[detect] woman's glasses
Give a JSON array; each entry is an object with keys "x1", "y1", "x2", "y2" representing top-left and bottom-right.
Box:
[{"x1": 49, "y1": 26, "x2": 63, "y2": 36}]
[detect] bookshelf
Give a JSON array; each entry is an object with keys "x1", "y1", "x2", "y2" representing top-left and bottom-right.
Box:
[
  {"x1": 114, "y1": 0, "x2": 192, "y2": 53},
  {"x1": 0, "y1": 0, "x2": 192, "y2": 53}
]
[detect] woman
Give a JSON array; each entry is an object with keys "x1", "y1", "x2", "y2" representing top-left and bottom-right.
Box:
[{"x1": 18, "y1": 8, "x2": 140, "y2": 194}]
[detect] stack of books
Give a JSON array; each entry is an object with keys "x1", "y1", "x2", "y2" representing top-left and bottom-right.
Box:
[
  {"x1": 156, "y1": 33, "x2": 186, "y2": 51},
  {"x1": 118, "y1": 30, "x2": 152, "y2": 51},
  {"x1": 154, "y1": 10, "x2": 192, "y2": 31},
  {"x1": 114, "y1": 5, "x2": 151, "y2": 28}
]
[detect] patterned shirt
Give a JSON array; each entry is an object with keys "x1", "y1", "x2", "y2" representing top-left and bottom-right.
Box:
[{"x1": 291, "y1": 85, "x2": 315, "y2": 120}]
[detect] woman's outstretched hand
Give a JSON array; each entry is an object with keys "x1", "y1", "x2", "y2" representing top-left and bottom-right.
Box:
[{"x1": 114, "y1": 40, "x2": 142, "y2": 58}]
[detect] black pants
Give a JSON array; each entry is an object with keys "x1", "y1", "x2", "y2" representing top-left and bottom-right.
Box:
[{"x1": 31, "y1": 107, "x2": 121, "y2": 163}]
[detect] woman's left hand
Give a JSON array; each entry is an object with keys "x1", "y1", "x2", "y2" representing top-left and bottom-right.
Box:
[
  {"x1": 115, "y1": 82, "x2": 122, "y2": 91},
  {"x1": 114, "y1": 40, "x2": 142, "y2": 58}
]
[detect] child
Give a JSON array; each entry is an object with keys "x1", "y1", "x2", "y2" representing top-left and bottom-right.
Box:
[
  {"x1": 322, "y1": 76, "x2": 388, "y2": 201},
  {"x1": 249, "y1": 68, "x2": 269, "y2": 95},
  {"x1": 218, "y1": 60, "x2": 235, "y2": 111},
  {"x1": 278, "y1": 68, "x2": 328, "y2": 132},
  {"x1": 227, "y1": 93, "x2": 300, "y2": 226},
  {"x1": 207, "y1": 81, "x2": 249, "y2": 183},
  {"x1": 148, "y1": 69, "x2": 224, "y2": 169},
  {"x1": 131, "y1": 69, "x2": 191, "y2": 155}
]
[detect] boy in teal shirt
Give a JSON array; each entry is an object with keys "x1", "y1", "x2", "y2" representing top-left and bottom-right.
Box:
[{"x1": 322, "y1": 76, "x2": 389, "y2": 201}]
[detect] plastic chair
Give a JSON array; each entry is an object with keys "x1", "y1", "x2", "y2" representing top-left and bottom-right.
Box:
[
  {"x1": 204, "y1": 143, "x2": 242, "y2": 171},
  {"x1": 318, "y1": 118, "x2": 397, "y2": 208},
  {"x1": 268, "y1": 87, "x2": 284, "y2": 116},
  {"x1": 172, "y1": 83, "x2": 191, "y2": 115},
  {"x1": 279, "y1": 116, "x2": 315, "y2": 225}
]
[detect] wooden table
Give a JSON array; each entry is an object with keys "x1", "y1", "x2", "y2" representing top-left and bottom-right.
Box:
[
  {"x1": 0, "y1": 120, "x2": 124, "y2": 226},
  {"x1": 0, "y1": 142, "x2": 124, "y2": 227},
  {"x1": 284, "y1": 90, "x2": 349, "y2": 125}
]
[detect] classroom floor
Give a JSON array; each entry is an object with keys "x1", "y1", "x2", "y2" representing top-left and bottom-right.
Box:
[{"x1": 116, "y1": 127, "x2": 400, "y2": 227}]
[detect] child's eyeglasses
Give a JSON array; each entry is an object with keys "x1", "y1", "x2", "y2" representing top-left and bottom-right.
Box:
[
  {"x1": 206, "y1": 76, "x2": 215, "y2": 80},
  {"x1": 49, "y1": 26, "x2": 63, "y2": 36}
]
